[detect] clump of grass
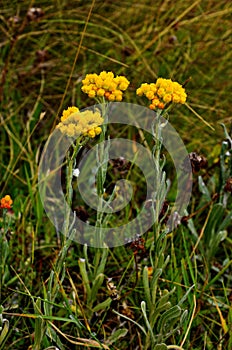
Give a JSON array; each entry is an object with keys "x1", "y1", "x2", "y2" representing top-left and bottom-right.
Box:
[{"x1": 0, "y1": 0, "x2": 232, "y2": 349}]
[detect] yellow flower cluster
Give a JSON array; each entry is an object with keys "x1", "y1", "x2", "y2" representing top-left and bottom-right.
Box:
[
  {"x1": 0, "y1": 195, "x2": 13, "y2": 209},
  {"x1": 57, "y1": 107, "x2": 103, "y2": 138},
  {"x1": 136, "y1": 78, "x2": 187, "y2": 110},
  {"x1": 81, "y1": 71, "x2": 130, "y2": 101}
]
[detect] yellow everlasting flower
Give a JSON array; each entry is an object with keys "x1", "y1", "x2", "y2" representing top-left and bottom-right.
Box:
[
  {"x1": 56, "y1": 107, "x2": 103, "y2": 138},
  {"x1": 136, "y1": 78, "x2": 187, "y2": 110},
  {"x1": 81, "y1": 71, "x2": 130, "y2": 101},
  {"x1": 0, "y1": 195, "x2": 13, "y2": 209}
]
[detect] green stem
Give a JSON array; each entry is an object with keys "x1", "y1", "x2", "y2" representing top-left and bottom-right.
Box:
[
  {"x1": 0, "y1": 210, "x2": 8, "y2": 300},
  {"x1": 63, "y1": 137, "x2": 84, "y2": 241},
  {"x1": 94, "y1": 101, "x2": 109, "y2": 246},
  {"x1": 152, "y1": 111, "x2": 164, "y2": 263}
]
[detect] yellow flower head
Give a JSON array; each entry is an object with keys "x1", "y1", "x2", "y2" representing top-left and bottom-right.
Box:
[
  {"x1": 81, "y1": 71, "x2": 130, "y2": 101},
  {"x1": 136, "y1": 78, "x2": 187, "y2": 110},
  {"x1": 1, "y1": 195, "x2": 13, "y2": 209},
  {"x1": 56, "y1": 107, "x2": 103, "y2": 138}
]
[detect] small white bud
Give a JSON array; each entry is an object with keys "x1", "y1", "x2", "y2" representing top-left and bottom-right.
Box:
[{"x1": 73, "y1": 168, "x2": 80, "y2": 177}]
